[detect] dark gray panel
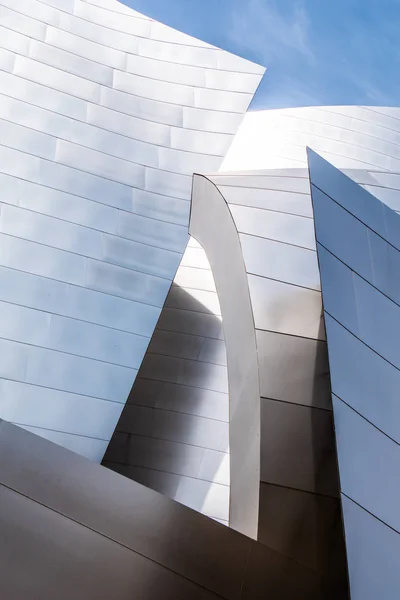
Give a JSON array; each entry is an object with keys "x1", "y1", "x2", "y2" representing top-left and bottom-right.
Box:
[
  {"x1": 308, "y1": 149, "x2": 387, "y2": 242},
  {"x1": 317, "y1": 245, "x2": 359, "y2": 335},
  {"x1": 333, "y1": 396, "x2": 400, "y2": 532},
  {"x1": 198, "y1": 338, "x2": 227, "y2": 366},
  {"x1": 157, "y1": 307, "x2": 223, "y2": 339},
  {"x1": 325, "y1": 315, "x2": 400, "y2": 443},
  {"x1": 258, "y1": 483, "x2": 346, "y2": 577},
  {"x1": 353, "y1": 274, "x2": 400, "y2": 369},
  {"x1": 148, "y1": 329, "x2": 205, "y2": 360},
  {"x1": 311, "y1": 185, "x2": 373, "y2": 281},
  {"x1": 165, "y1": 284, "x2": 221, "y2": 316},
  {"x1": 260, "y1": 398, "x2": 338, "y2": 496},
  {"x1": 0, "y1": 422, "x2": 250, "y2": 600},
  {"x1": 241, "y1": 541, "x2": 322, "y2": 600},
  {"x1": 0, "y1": 484, "x2": 215, "y2": 600},
  {"x1": 342, "y1": 495, "x2": 400, "y2": 600},
  {"x1": 256, "y1": 330, "x2": 331, "y2": 410}
]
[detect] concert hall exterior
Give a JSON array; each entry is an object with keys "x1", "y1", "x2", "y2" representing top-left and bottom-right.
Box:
[{"x1": 0, "y1": 1, "x2": 398, "y2": 598}]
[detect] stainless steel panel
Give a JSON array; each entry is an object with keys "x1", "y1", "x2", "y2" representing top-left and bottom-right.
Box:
[
  {"x1": 230, "y1": 204, "x2": 316, "y2": 250},
  {"x1": 0, "y1": 204, "x2": 104, "y2": 259},
  {"x1": 198, "y1": 449, "x2": 230, "y2": 485},
  {"x1": 175, "y1": 478, "x2": 229, "y2": 521},
  {"x1": 194, "y1": 87, "x2": 251, "y2": 113},
  {"x1": 174, "y1": 265, "x2": 217, "y2": 293},
  {"x1": 198, "y1": 338, "x2": 227, "y2": 366},
  {"x1": 131, "y1": 190, "x2": 190, "y2": 226},
  {"x1": 312, "y1": 185, "x2": 373, "y2": 280},
  {"x1": 367, "y1": 226, "x2": 400, "y2": 304},
  {"x1": 100, "y1": 86, "x2": 184, "y2": 127},
  {"x1": 156, "y1": 307, "x2": 222, "y2": 339},
  {"x1": 171, "y1": 127, "x2": 231, "y2": 156},
  {"x1": 180, "y1": 246, "x2": 212, "y2": 270},
  {"x1": 213, "y1": 174, "x2": 311, "y2": 194},
  {"x1": 86, "y1": 103, "x2": 171, "y2": 146},
  {"x1": 1, "y1": 0, "x2": 60, "y2": 26},
  {"x1": 256, "y1": 330, "x2": 331, "y2": 410},
  {"x1": 47, "y1": 312, "x2": 149, "y2": 368},
  {"x1": 0, "y1": 337, "x2": 28, "y2": 381},
  {"x1": 18, "y1": 425, "x2": 109, "y2": 461},
  {"x1": 353, "y1": 273, "x2": 400, "y2": 369},
  {"x1": 148, "y1": 329, "x2": 205, "y2": 361},
  {"x1": 102, "y1": 234, "x2": 181, "y2": 279},
  {"x1": 0, "y1": 5, "x2": 46, "y2": 40},
  {"x1": 158, "y1": 147, "x2": 221, "y2": 177},
  {"x1": 248, "y1": 275, "x2": 325, "y2": 340},
  {"x1": 165, "y1": 284, "x2": 222, "y2": 316},
  {"x1": 317, "y1": 245, "x2": 359, "y2": 335},
  {"x1": 342, "y1": 495, "x2": 400, "y2": 600},
  {"x1": 258, "y1": 482, "x2": 345, "y2": 574},
  {"x1": 0, "y1": 46, "x2": 15, "y2": 72},
  {"x1": 0, "y1": 378, "x2": 122, "y2": 439},
  {"x1": 182, "y1": 105, "x2": 244, "y2": 135},
  {"x1": 0, "y1": 265, "x2": 160, "y2": 337},
  {"x1": 25, "y1": 342, "x2": 136, "y2": 402},
  {"x1": 46, "y1": 25, "x2": 127, "y2": 70},
  {"x1": 0, "y1": 119, "x2": 57, "y2": 161},
  {"x1": 220, "y1": 185, "x2": 313, "y2": 217},
  {"x1": 113, "y1": 70, "x2": 195, "y2": 107},
  {"x1": 137, "y1": 36, "x2": 217, "y2": 69},
  {"x1": 0, "y1": 23, "x2": 31, "y2": 54},
  {"x1": 0, "y1": 423, "x2": 252, "y2": 599},
  {"x1": 260, "y1": 397, "x2": 338, "y2": 496},
  {"x1": 0, "y1": 69, "x2": 88, "y2": 121},
  {"x1": 55, "y1": 140, "x2": 145, "y2": 188},
  {"x1": 0, "y1": 299, "x2": 51, "y2": 346},
  {"x1": 106, "y1": 432, "x2": 206, "y2": 479},
  {"x1": 74, "y1": 1, "x2": 151, "y2": 37},
  {"x1": 0, "y1": 483, "x2": 214, "y2": 600},
  {"x1": 239, "y1": 234, "x2": 320, "y2": 290},
  {"x1": 140, "y1": 354, "x2": 228, "y2": 394},
  {"x1": 117, "y1": 210, "x2": 188, "y2": 253},
  {"x1": 325, "y1": 314, "x2": 400, "y2": 442},
  {"x1": 333, "y1": 395, "x2": 400, "y2": 531},
  {"x1": 145, "y1": 167, "x2": 192, "y2": 200},
  {"x1": 205, "y1": 69, "x2": 261, "y2": 93},
  {"x1": 126, "y1": 52, "x2": 205, "y2": 87},
  {"x1": 0, "y1": 233, "x2": 87, "y2": 287},
  {"x1": 13, "y1": 55, "x2": 102, "y2": 104},
  {"x1": 85, "y1": 259, "x2": 170, "y2": 306},
  {"x1": 364, "y1": 184, "x2": 400, "y2": 211},
  {"x1": 308, "y1": 150, "x2": 386, "y2": 238},
  {"x1": 29, "y1": 39, "x2": 114, "y2": 86}
]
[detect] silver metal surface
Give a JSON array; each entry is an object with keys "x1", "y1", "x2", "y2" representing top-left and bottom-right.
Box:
[{"x1": 0, "y1": 0, "x2": 263, "y2": 459}]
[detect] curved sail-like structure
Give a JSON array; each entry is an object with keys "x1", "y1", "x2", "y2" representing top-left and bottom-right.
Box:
[{"x1": 0, "y1": 0, "x2": 264, "y2": 460}]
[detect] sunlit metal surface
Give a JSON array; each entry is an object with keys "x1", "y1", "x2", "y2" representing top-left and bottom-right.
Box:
[{"x1": 0, "y1": 0, "x2": 264, "y2": 460}]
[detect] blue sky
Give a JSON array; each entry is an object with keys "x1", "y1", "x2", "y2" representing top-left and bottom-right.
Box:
[{"x1": 123, "y1": 0, "x2": 400, "y2": 110}]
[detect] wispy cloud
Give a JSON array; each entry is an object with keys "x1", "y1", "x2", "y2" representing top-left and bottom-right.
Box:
[{"x1": 228, "y1": 0, "x2": 315, "y2": 68}]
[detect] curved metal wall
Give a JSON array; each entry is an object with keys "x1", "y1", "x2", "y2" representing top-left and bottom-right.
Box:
[
  {"x1": 309, "y1": 150, "x2": 400, "y2": 600},
  {"x1": 0, "y1": 0, "x2": 264, "y2": 461}
]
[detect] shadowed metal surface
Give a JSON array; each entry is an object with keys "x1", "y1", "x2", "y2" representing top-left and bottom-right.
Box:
[
  {"x1": 309, "y1": 150, "x2": 400, "y2": 600},
  {"x1": 0, "y1": 0, "x2": 264, "y2": 460}
]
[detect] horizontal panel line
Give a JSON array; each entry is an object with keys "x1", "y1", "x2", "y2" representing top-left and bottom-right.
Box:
[
  {"x1": 213, "y1": 183, "x2": 310, "y2": 194},
  {"x1": 0, "y1": 165, "x2": 190, "y2": 228},
  {"x1": 0, "y1": 262, "x2": 164, "y2": 310},
  {"x1": 317, "y1": 241, "x2": 400, "y2": 314},
  {"x1": 0, "y1": 23, "x2": 249, "y2": 113},
  {"x1": 0, "y1": 192, "x2": 186, "y2": 256},
  {"x1": 341, "y1": 492, "x2": 400, "y2": 536},
  {"x1": 247, "y1": 271, "x2": 320, "y2": 293},
  {"x1": 238, "y1": 229, "x2": 315, "y2": 251},
  {"x1": 112, "y1": 429, "x2": 228, "y2": 454},
  {"x1": 255, "y1": 326, "x2": 326, "y2": 344},
  {"x1": 81, "y1": 0, "x2": 151, "y2": 21},
  {"x1": 0, "y1": 332, "x2": 140, "y2": 371},
  {"x1": 0, "y1": 481, "x2": 229, "y2": 600},
  {"x1": 104, "y1": 460, "x2": 229, "y2": 488},
  {"x1": 123, "y1": 402, "x2": 229, "y2": 426},
  {"x1": 0, "y1": 226, "x2": 180, "y2": 283},
  {"x1": 0, "y1": 295, "x2": 151, "y2": 339},
  {"x1": 0, "y1": 86, "x2": 226, "y2": 160},
  {"x1": 145, "y1": 351, "x2": 228, "y2": 370},
  {"x1": 260, "y1": 479, "x2": 340, "y2": 501},
  {"x1": 317, "y1": 106, "x2": 400, "y2": 140},
  {"x1": 324, "y1": 311, "x2": 400, "y2": 376},
  {"x1": 129, "y1": 376, "x2": 228, "y2": 400},
  {"x1": 332, "y1": 393, "x2": 400, "y2": 447},
  {"x1": 0, "y1": 374, "x2": 128, "y2": 405},
  {"x1": 260, "y1": 395, "x2": 331, "y2": 413},
  {"x1": 226, "y1": 200, "x2": 312, "y2": 219},
  {"x1": 12, "y1": 421, "x2": 109, "y2": 442}
]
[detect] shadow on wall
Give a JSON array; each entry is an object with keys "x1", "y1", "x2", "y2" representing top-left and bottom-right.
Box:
[{"x1": 103, "y1": 282, "x2": 230, "y2": 525}]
